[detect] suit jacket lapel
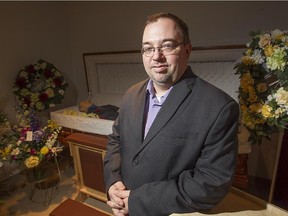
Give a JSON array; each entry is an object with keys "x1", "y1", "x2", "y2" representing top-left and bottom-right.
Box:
[
  {"x1": 132, "y1": 81, "x2": 149, "y2": 145},
  {"x1": 137, "y1": 69, "x2": 197, "y2": 153}
]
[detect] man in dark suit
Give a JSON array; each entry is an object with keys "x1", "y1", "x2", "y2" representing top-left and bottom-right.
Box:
[{"x1": 104, "y1": 12, "x2": 239, "y2": 216}]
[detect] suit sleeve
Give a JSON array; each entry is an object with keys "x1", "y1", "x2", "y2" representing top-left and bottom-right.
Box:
[
  {"x1": 128, "y1": 101, "x2": 239, "y2": 215},
  {"x1": 103, "y1": 117, "x2": 122, "y2": 192}
]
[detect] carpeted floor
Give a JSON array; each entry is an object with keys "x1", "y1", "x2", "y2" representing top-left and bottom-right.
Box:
[
  {"x1": 0, "y1": 165, "x2": 113, "y2": 215},
  {"x1": 0, "y1": 165, "x2": 77, "y2": 216},
  {"x1": 1, "y1": 161, "x2": 288, "y2": 216}
]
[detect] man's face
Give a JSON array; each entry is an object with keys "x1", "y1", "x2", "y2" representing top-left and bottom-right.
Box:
[{"x1": 142, "y1": 18, "x2": 191, "y2": 89}]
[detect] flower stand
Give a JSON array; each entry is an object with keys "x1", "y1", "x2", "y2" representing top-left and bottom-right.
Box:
[{"x1": 26, "y1": 167, "x2": 60, "y2": 206}]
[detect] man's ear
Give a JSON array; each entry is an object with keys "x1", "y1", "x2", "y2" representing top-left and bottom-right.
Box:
[{"x1": 185, "y1": 43, "x2": 192, "y2": 58}]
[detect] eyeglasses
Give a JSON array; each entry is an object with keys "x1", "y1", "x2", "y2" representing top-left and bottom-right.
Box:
[{"x1": 141, "y1": 42, "x2": 185, "y2": 57}]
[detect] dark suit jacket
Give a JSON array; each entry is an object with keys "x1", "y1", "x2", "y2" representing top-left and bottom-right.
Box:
[{"x1": 104, "y1": 67, "x2": 239, "y2": 216}]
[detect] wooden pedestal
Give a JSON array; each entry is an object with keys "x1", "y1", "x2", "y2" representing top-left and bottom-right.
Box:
[{"x1": 66, "y1": 133, "x2": 108, "y2": 202}]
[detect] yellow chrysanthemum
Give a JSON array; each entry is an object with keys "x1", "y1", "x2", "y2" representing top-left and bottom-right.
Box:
[
  {"x1": 240, "y1": 82, "x2": 250, "y2": 93},
  {"x1": 24, "y1": 156, "x2": 40, "y2": 168},
  {"x1": 249, "y1": 103, "x2": 263, "y2": 113},
  {"x1": 40, "y1": 146, "x2": 49, "y2": 155},
  {"x1": 4, "y1": 147, "x2": 11, "y2": 154},
  {"x1": 241, "y1": 72, "x2": 254, "y2": 85},
  {"x1": 248, "y1": 93, "x2": 258, "y2": 103},
  {"x1": 240, "y1": 104, "x2": 248, "y2": 113},
  {"x1": 246, "y1": 48, "x2": 253, "y2": 56},
  {"x1": 264, "y1": 45, "x2": 274, "y2": 57},
  {"x1": 241, "y1": 111, "x2": 256, "y2": 129},
  {"x1": 247, "y1": 86, "x2": 256, "y2": 94},
  {"x1": 261, "y1": 104, "x2": 273, "y2": 119},
  {"x1": 241, "y1": 56, "x2": 252, "y2": 65}
]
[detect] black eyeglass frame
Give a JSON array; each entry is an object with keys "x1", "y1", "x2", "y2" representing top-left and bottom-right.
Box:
[{"x1": 141, "y1": 41, "x2": 188, "y2": 57}]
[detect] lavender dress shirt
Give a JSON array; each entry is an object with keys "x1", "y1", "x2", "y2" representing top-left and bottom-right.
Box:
[{"x1": 144, "y1": 80, "x2": 172, "y2": 138}]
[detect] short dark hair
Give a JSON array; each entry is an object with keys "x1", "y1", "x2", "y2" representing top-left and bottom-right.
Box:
[{"x1": 144, "y1": 12, "x2": 190, "y2": 44}]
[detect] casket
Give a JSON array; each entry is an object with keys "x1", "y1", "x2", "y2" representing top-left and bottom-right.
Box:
[{"x1": 50, "y1": 47, "x2": 243, "y2": 135}]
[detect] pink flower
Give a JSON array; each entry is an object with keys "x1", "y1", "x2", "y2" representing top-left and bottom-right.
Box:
[{"x1": 30, "y1": 149, "x2": 37, "y2": 155}]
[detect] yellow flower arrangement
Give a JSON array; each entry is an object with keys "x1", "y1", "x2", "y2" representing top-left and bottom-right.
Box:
[{"x1": 235, "y1": 29, "x2": 288, "y2": 144}]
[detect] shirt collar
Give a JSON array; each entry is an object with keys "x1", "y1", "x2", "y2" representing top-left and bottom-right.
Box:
[
  {"x1": 146, "y1": 79, "x2": 156, "y2": 96},
  {"x1": 146, "y1": 79, "x2": 173, "y2": 103}
]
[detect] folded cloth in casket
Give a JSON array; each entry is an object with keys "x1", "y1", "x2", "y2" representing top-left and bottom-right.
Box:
[{"x1": 87, "y1": 104, "x2": 119, "y2": 120}]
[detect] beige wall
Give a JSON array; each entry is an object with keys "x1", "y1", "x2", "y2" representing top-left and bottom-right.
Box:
[
  {"x1": 0, "y1": 2, "x2": 75, "y2": 121},
  {"x1": 65, "y1": 1, "x2": 288, "y2": 103}
]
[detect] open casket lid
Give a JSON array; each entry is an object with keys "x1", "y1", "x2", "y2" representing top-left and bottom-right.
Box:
[{"x1": 83, "y1": 51, "x2": 147, "y2": 107}]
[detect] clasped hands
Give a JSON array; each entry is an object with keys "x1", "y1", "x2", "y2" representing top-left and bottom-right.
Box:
[{"x1": 107, "y1": 181, "x2": 130, "y2": 216}]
